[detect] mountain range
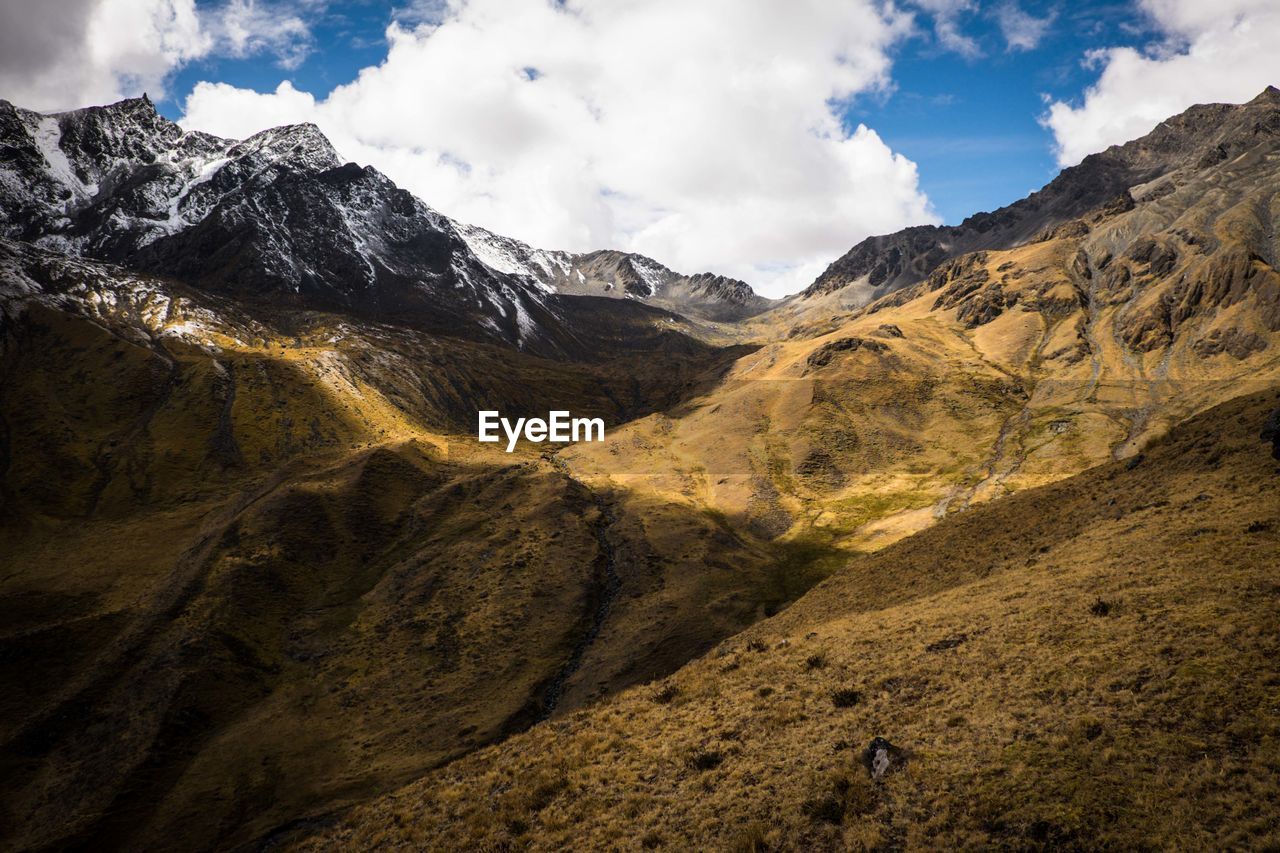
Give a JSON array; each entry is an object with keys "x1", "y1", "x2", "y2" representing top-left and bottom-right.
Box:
[
  {"x1": 0, "y1": 95, "x2": 771, "y2": 357},
  {"x1": 1, "y1": 88, "x2": 1277, "y2": 850}
]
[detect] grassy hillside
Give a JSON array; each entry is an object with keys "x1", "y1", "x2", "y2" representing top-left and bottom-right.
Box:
[
  {"x1": 567, "y1": 171, "x2": 1280, "y2": 557},
  {"x1": 0, "y1": 248, "x2": 813, "y2": 851},
  {"x1": 301, "y1": 388, "x2": 1280, "y2": 850}
]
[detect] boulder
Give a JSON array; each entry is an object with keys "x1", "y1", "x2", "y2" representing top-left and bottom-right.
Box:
[{"x1": 861, "y1": 737, "x2": 905, "y2": 781}]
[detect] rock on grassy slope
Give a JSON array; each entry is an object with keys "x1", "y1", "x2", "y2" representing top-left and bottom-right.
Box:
[{"x1": 298, "y1": 388, "x2": 1280, "y2": 851}]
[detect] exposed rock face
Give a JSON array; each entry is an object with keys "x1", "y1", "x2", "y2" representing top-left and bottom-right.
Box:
[
  {"x1": 683, "y1": 271, "x2": 765, "y2": 308},
  {"x1": 1, "y1": 95, "x2": 770, "y2": 355},
  {"x1": 874, "y1": 323, "x2": 904, "y2": 338},
  {"x1": 805, "y1": 86, "x2": 1280, "y2": 303},
  {"x1": 928, "y1": 255, "x2": 1023, "y2": 329},
  {"x1": 1114, "y1": 247, "x2": 1280, "y2": 354},
  {"x1": 454, "y1": 227, "x2": 776, "y2": 322},
  {"x1": 1193, "y1": 328, "x2": 1268, "y2": 359},
  {"x1": 0, "y1": 95, "x2": 573, "y2": 352},
  {"x1": 806, "y1": 336, "x2": 889, "y2": 369}
]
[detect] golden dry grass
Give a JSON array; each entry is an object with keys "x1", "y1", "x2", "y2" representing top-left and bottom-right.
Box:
[
  {"x1": 300, "y1": 388, "x2": 1280, "y2": 851},
  {"x1": 566, "y1": 227, "x2": 1280, "y2": 565},
  {"x1": 0, "y1": 262, "x2": 813, "y2": 850}
]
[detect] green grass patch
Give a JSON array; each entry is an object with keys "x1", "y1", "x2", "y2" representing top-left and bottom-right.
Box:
[
  {"x1": 825, "y1": 489, "x2": 936, "y2": 532},
  {"x1": 757, "y1": 532, "x2": 849, "y2": 613}
]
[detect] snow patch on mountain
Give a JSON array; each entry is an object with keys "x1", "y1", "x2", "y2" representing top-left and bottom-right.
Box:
[
  {"x1": 627, "y1": 254, "x2": 671, "y2": 298},
  {"x1": 0, "y1": 99, "x2": 355, "y2": 259},
  {"x1": 33, "y1": 116, "x2": 95, "y2": 201},
  {"x1": 145, "y1": 155, "x2": 232, "y2": 245},
  {"x1": 0, "y1": 94, "x2": 770, "y2": 353},
  {"x1": 455, "y1": 222, "x2": 569, "y2": 293}
]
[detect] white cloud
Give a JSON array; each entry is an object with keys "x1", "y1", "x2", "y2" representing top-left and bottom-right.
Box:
[
  {"x1": 0, "y1": 0, "x2": 207, "y2": 110},
  {"x1": 1043, "y1": 0, "x2": 1280, "y2": 167},
  {"x1": 0, "y1": 0, "x2": 313, "y2": 111},
  {"x1": 182, "y1": 0, "x2": 938, "y2": 297},
  {"x1": 215, "y1": 0, "x2": 316, "y2": 70},
  {"x1": 911, "y1": 0, "x2": 983, "y2": 58},
  {"x1": 995, "y1": 2, "x2": 1054, "y2": 52}
]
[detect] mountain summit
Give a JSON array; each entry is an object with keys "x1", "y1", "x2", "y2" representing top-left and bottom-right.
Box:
[
  {"x1": 454, "y1": 225, "x2": 775, "y2": 322},
  {"x1": 0, "y1": 96, "x2": 577, "y2": 351}
]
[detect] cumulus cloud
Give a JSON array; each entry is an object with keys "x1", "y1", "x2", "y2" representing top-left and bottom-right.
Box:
[
  {"x1": 995, "y1": 2, "x2": 1054, "y2": 52},
  {"x1": 0, "y1": 0, "x2": 207, "y2": 110},
  {"x1": 1043, "y1": 0, "x2": 1280, "y2": 166},
  {"x1": 182, "y1": 0, "x2": 937, "y2": 297},
  {"x1": 0, "y1": 0, "x2": 313, "y2": 111}
]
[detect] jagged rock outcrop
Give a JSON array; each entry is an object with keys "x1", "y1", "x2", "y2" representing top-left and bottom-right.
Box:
[
  {"x1": 1, "y1": 95, "x2": 770, "y2": 355},
  {"x1": 0, "y1": 95, "x2": 576, "y2": 352}
]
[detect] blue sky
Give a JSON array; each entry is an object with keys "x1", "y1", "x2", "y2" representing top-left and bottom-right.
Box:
[
  {"x1": 849, "y1": 1, "x2": 1142, "y2": 223},
  {"x1": 166, "y1": 2, "x2": 397, "y2": 111},
  {"x1": 154, "y1": 0, "x2": 1155, "y2": 226}
]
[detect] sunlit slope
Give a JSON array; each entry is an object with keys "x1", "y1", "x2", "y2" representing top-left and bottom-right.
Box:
[
  {"x1": 304, "y1": 388, "x2": 1280, "y2": 851},
  {"x1": 565, "y1": 158, "x2": 1280, "y2": 553},
  {"x1": 2, "y1": 90, "x2": 1279, "y2": 852}
]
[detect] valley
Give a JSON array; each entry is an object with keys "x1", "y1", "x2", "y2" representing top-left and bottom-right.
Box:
[
  {"x1": 303, "y1": 386, "x2": 1280, "y2": 851},
  {"x1": 1, "y1": 88, "x2": 1278, "y2": 850}
]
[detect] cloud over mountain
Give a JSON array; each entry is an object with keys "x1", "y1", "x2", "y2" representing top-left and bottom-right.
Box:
[
  {"x1": 0, "y1": 0, "x2": 313, "y2": 112},
  {"x1": 1044, "y1": 0, "x2": 1280, "y2": 166},
  {"x1": 181, "y1": 0, "x2": 938, "y2": 297}
]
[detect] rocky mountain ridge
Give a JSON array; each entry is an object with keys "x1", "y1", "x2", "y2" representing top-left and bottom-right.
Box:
[
  {"x1": 0, "y1": 95, "x2": 770, "y2": 353},
  {"x1": 0, "y1": 95, "x2": 576, "y2": 351},
  {"x1": 456, "y1": 224, "x2": 774, "y2": 321},
  {"x1": 803, "y1": 85, "x2": 1280, "y2": 305}
]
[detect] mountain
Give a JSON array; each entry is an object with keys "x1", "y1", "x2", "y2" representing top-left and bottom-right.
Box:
[
  {"x1": 800, "y1": 85, "x2": 1280, "y2": 307},
  {"x1": 457, "y1": 223, "x2": 774, "y2": 322},
  {"x1": 0, "y1": 95, "x2": 764, "y2": 357},
  {"x1": 558, "y1": 86, "x2": 1280, "y2": 554},
  {"x1": 2, "y1": 89, "x2": 1279, "y2": 852},
  {"x1": 0, "y1": 95, "x2": 803, "y2": 851},
  {"x1": 0, "y1": 234, "x2": 793, "y2": 851},
  {"x1": 0, "y1": 94, "x2": 770, "y2": 352}
]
